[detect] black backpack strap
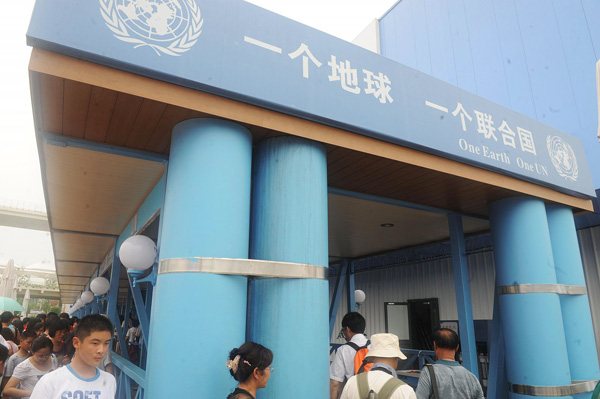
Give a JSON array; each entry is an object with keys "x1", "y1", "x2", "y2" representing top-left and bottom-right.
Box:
[
  {"x1": 357, "y1": 358, "x2": 371, "y2": 374},
  {"x1": 426, "y1": 364, "x2": 440, "y2": 399},
  {"x1": 345, "y1": 342, "x2": 360, "y2": 351}
]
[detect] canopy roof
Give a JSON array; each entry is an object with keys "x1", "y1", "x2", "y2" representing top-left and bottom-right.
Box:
[{"x1": 28, "y1": 49, "x2": 593, "y2": 304}]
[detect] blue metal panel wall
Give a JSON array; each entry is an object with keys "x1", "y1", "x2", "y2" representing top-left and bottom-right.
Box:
[
  {"x1": 380, "y1": 0, "x2": 600, "y2": 188},
  {"x1": 578, "y1": 225, "x2": 600, "y2": 363},
  {"x1": 116, "y1": 219, "x2": 133, "y2": 257}
]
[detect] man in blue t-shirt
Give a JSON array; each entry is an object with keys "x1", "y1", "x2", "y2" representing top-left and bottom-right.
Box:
[{"x1": 415, "y1": 328, "x2": 483, "y2": 399}]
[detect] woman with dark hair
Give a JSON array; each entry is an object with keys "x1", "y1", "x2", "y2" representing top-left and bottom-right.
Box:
[
  {"x1": 12, "y1": 320, "x2": 23, "y2": 344},
  {"x1": 3, "y1": 336, "x2": 57, "y2": 398},
  {"x1": 48, "y1": 319, "x2": 69, "y2": 365},
  {"x1": 226, "y1": 342, "x2": 273, "y2": 399},
  {"x1": 25, "y1": 319, "x2": 45, "y2": 337}
]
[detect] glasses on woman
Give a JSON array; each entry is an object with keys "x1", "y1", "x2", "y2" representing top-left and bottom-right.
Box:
[{"x1": 266, "y1": 367, "x2": 274, "y2": 373}]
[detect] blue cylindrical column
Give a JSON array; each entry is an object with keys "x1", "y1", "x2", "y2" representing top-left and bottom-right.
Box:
[
  {"x1": 248, "y1": 136, "x2": 329, "y2": 399},
  {"x1": 489, "y1": 197, "x2": 572, "y2": 399},
  {"x1": 547, "y1": 205, "x2": 600, "y2": 399},
  {"x1": 145, "y1": 119, "x2": 252, "y2": 399}
]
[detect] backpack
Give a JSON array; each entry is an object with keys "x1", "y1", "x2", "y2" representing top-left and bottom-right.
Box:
[
  {"x1": 356, "y1": 371, "x2": 406, "y2": 399},
  {"x1": 346, "y1": 340, "x2": 372, "y2": 374}
]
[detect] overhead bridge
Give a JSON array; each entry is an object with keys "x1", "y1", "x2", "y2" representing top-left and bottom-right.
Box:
[{"x1": 0, "y1": 204, "x2": 49, "y2": 232}]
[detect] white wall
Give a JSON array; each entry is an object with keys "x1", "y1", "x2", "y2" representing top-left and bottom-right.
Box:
[
  {"x1": 329, "y1": 251, "x2": 496, "y2": 345},
  {"x1": 351, "y1": 19, "x2": 380, "y2": 54}
]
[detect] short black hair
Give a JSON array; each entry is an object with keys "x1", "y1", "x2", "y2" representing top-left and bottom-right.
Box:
[
  {"x1": 48, "y1": 319, "x2": 69, "y2": 338},
  {"x1": 31, "y1": 336, "x2": 53, "y2": 353},
  {"x1": 59, "y1": 313, "x2": 70, "y2": 320},
  {"x1": 0, "y1": 312, "x2": 13, "y2": 324},
  {"x1": 46, "y1": 313, "x2": 59, "y2": 325},
  {"x1": 0, "y1": 328, "x2": 14, "y2": 342},
  {"x1": 432, "y1": 328, "x2": 459, "y2": 350},
  {"x1": 38, "y1": 314, "x2": 47, "y2": 320},
  {"x1": 26, "y1": 318, "x2": 41, "y2": 332},
  {"x1": 341, "y1": 312, "x2": 366, "y2": 334},
  {"x1": 0, "y1": 344, "x2": 8, "y2": 363},
  {"x1": 228, "y1": 342, "x2": 273, "y2": 383},
  {"x1": 21, "y1": 330, "x2": 37, "y2": 340},
  {"x1": 74, "y1": 314, "x2": 113, "y2": 341}
]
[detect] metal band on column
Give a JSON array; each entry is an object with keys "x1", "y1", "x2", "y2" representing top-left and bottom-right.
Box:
[
  {"x1": 498, "y1": 284, "x2": 587, "y2": 295},
  {"x1": 508, "y1": 380, "x2": 599, "y2": 396},
  {"x1": 158, "y1": 257, "x2": 328, "y2": 279}
]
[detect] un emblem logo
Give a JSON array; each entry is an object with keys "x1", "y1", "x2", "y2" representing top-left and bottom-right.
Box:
[
  {"x1": 100, "y1": 0, "x2": 203, "y2": 56},
  {"x1": 546, "y1": 135, "x2": 578, "y2": 182}
]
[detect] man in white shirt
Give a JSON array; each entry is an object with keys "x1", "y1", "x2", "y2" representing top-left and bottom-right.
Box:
[
  {"x1": 340, "y1": 333, "x2": 416, "y2": 399},
  {"x1": 330, "y1": 312, "x2": 369, "y2": 399},
  {"x1": 30, "y1": 314, "x2": 116, "y2": 399}
]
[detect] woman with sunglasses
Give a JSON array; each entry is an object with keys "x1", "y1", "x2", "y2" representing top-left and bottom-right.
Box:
[
  {"x1": 3, "y1": 336, "x2": 57, "y2": 398},
  {"x1": 226, "y1": 342, "x2": 274, "y2": 399}
]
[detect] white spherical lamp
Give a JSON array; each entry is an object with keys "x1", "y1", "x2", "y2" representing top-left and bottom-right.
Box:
[
  {"x1": 355, "y1": 290, "x2": 366, "y2": 304},
  {"x1": 90, "y1": 277, "x2": 110, "y2": 296},
  {"x1": 119, "y1": 235, "x2": 157, "y2": 277},
  {"x1": 81, "y1": 291, "x2": 94, "y2": 304}
]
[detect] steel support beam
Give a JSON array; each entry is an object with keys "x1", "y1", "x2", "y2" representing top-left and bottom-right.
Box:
[
  {"x1": 346, "y1": 261, "x2": 356, "y2": 313},
  {"x1": 448, "y1": 213, "x2": 478, "y2": 377},
  {"x1": 487, "y1": 297, "x2": 507, "y2": 399},
  {"x1": 128, "y1": 275, "x2": 150, "y2": 351},
  {"x1": 329, "y1": 260, "x2": 347, "y2": 339},
  {"x1": 43, "y1": 132, "x2": 168, "y2": 164}
]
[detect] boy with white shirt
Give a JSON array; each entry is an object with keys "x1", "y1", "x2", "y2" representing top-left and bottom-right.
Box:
[
  {"x1": 330, "y1": 312, "x2": 369, "y2": 399},
  {"x1": 30, "y1": 314, "x2": 116, "y2": 399}
]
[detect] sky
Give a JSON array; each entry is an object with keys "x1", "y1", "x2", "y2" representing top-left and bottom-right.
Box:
[{"x1": 0, "y1": 0, "x2": 398, "y2": 269}]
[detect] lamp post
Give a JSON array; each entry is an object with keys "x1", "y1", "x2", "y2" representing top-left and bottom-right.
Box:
[
  {"x1": 72, "y1": 299, "x2": 83, "y2": 318},
  {"x1": 90, "y1": 277, "x2": 110, "y2": 314},
  {"x1": 81, "y1": 291, "x2": 94, "y2": 315},
  {"x1": 355, "y1": 289, "x2": 366, "y2": 309},
  {"x1": 119, "y1": 235, "x2": 157, "y2": 286}
]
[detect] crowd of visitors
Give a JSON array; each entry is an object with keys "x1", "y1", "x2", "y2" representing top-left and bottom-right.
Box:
[
  {"x1": 0, "y1": 308, "x2": 490, "y2": 398},
  {"x1": 0, "y1": 312, "x2": 116, "y2": 398},
  {"x1": 326, "y1": 312, "x2": 484, "y2": 399},
  {"x1": 225, "y1": 311, "x2": 485, "y2": 399}
]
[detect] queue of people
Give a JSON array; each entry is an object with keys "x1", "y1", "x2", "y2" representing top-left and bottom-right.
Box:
[
  {"x1": 224, "y1": 311, "x2": 484, "y2": 399},
  {"x1": 0, "y1": 312, "x2": 116, "y2": 398},
  {"x1": 328, "y1": 312, "x2": 484, "y2": 399},
  {"x1": 0, "y1": 309, "x2": 485, "y2": 398}
]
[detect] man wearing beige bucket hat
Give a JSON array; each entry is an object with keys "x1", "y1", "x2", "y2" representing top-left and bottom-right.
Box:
[{"x1": 340, "y1": 333, "x2": 416, "y2": 399}]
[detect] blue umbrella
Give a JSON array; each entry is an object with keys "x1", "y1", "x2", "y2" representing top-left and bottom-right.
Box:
[{"x1": 0, "y1": 297, "x2": 25, "y2": 312}]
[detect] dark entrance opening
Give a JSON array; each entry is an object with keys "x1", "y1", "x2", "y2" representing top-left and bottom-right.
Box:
[{"x1": 408, "y1": 298, "x2": 440, "y2": 350}]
